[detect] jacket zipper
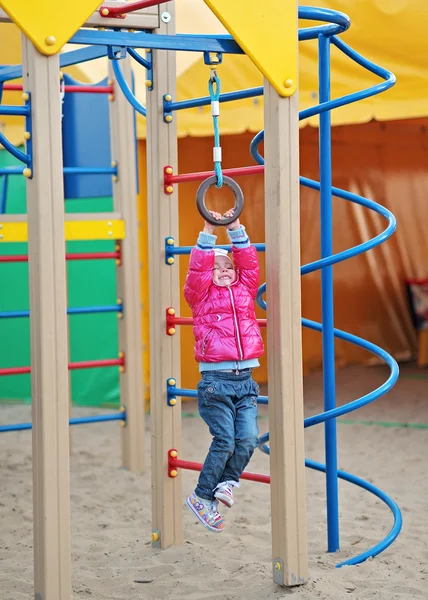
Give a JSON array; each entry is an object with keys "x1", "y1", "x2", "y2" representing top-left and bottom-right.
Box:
[
  {"x1": 228, "y1": 286, "x2": 243, "y2": 362},
  {"x1": 201, "y1": 330, "x2": 211, "y2": 356}
]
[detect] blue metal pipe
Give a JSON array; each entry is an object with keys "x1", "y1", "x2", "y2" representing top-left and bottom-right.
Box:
[
  {"x1": 0, "y1": 412, "x2": 126, "y2": 433},
  {"x1": 0, "y1": 174, "x2": 8, "y2": 214},
  {"x1": 0, "y1": 132, "x2": 30, "y2": 165},
  {"x1": 127, "y1": 47, "x2": 151, "y2": 71},
  {"x1": 69, "y1": 8, "x2": 349, "y2": 52},
  {"x1": 166, "y1": 242, "x2": 266, "y2": 259},
  {"x1": 165, "y1": 180, "x2": 395, "y2": 267},
  {"x1": 111, "y1": 59, "x2": 146, "y2": 117},
  {"x1": 249, "y1": 39, "x2": 395, "y2": 162},
  {"x1": 60, "y1": 46, "x2": 109, "y2": 69},
  {"x1": 0, "y1": 105, "x2": 30, "y2": 117},
  {"x1": 168, "y1": 385, "x2": 268, "y2": 406},
  {"x1": 254, "y1": 294, "x2": 400, "y2": 425},
  {"x1": 0, "y1": 167, "x2": 23, "y2": 176},
  {"x1": 167, "y1": 87, "x2": 263, "y2": 113},
  {"x1": 0, "y1": 48, "x2": 108, "y2": 84},
  {"x1": 63, "y1": 167, "x2": 117, "y2": 175},
  {"x1": 256, "y1": 440, "x2": 402, "y2": 568},
  {"x1": 0, "y1": 305, "x2": 122, "y2": 319},
  {"x1": 319, "y1": 33, "x2": 339, "y2": 553}
]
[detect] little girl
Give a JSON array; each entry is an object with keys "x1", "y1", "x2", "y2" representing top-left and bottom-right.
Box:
[{"x1": 184, "y1": 209, "x2": 264, "y2": 533}]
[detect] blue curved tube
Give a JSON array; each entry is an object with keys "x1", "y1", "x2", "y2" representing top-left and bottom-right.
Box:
[
  {"x1": 249, "y1": 37, "x2": 395, "y2": 165},
  {"x1": 257, "y1": 437, "x2": 402, "y2": 568},
  {"x1": 127, "y1": 47, "x2": 151, "y2": 71},
  {"x1": 301, "y1": 319, "x2": 399, "y2": 426},
  {"x1": 0, "y1": 132, "x2": 30, "y2": 165},
  {"x1": 299, "y1": 179, "x2": 396, "y2": 274},
  {"x1": 111, "y1": 59, "x2": 146, "y2": 117},
  {"x1": 0, "y1": 412, "x2": 125, "y2": 433},
  {"x1": 307, "y1": 460, "x2": 403, "y2": 567}
]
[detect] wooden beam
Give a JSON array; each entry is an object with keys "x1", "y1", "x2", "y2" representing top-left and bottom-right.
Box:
[
  {"x1": 109, "y1": 56, "x2": 146, "y2": 473},
  {"x1": 22, "y1": 36, "x2": 72, "y2": 600},
  {"x1": 146, "y1": 1, "x2": 183, "y2": 549},
  {"x1": 264, "y1": 78, "x2": 308, "y2": 586}
]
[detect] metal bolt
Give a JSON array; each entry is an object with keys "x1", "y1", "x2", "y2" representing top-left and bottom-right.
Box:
[{"x1": 161, "y1": 11, "x2": 171, "y2": 23}]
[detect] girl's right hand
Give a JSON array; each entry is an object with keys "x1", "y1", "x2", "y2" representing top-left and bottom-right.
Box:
[{"x1": 203, "y1": 211, "x2": 222, "y2": 234}]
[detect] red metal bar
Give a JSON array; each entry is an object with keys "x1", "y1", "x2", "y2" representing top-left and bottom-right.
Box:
[
  {"x1": 3, "y1": 84, "x2": 114, "y2": 94},
  {"x1": 0, "y1": 366, "x2": 31, "y2": 376},
  {"x1": 0, "y1": 357, "x2": 125, "y2": 377},
  {"x1": 100, "y1": 0, "x2": 171, "y2": 18},
  {"x1": 0, "y1": 252, "x2": 121, "y2": 263},
  {"x1": 69, "y1": 358, "x2": 124, "y2": 370},
  {"x1": 164, "y1": 165, "x2": 264, "y2": 191},
  {"x1": 406, "y1": 278, "x2": 428, "y2": 285},
  {"x1": 166, "y1": 308, "x2": 266, "y2": 334},
  {"x1": 168, "y1": 451, "x2": 270, "y2": 485}
]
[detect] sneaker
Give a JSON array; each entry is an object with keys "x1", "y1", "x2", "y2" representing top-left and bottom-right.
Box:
[
  {"x1": 214, "y1": 481, "x2": 238, "y2": 508},
  {"x1": 186, "y1": 492, "x2": 224, "y2": 533}
]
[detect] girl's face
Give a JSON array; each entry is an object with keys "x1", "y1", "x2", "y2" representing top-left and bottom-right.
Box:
[{"x1": 213, "y1": 255, "x2": 236, "y2": 286}]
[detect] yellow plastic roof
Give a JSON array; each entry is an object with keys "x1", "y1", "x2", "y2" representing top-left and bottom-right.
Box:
[{"x1": 1, "y1": 0, "x2": 428, "y2": 145}]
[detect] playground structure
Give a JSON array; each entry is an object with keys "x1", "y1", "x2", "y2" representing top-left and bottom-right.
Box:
[{"x1": 0, "y1": 1, "x2": 403, "y2": 598}]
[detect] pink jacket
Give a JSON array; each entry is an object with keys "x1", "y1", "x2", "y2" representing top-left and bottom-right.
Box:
[{"x1": 184, "y1": 245, "x2": 264, "y2": 363}]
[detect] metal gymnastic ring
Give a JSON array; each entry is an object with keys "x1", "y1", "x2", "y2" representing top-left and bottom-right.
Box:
[{"x1": 195, "y1": 175, "x2": 244, "y2": 227}]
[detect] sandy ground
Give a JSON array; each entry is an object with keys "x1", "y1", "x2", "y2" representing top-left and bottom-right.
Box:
[{"x1": 1, "y1": 363, "x2": 428, "y2": 600}]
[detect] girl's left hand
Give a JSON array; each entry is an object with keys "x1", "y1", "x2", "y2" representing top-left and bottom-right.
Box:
[{"x1": 224, "y1": 208, "x2": 240, "y2": 230}]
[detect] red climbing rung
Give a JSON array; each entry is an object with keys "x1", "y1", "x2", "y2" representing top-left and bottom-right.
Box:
[
  {"x1": 164, "y1": 165, "x2": 264, "y2": 186},
  {"x1": 0, "y1": 357, "x2": 125, "y2": 377},
  {"x1": 99, "y1": 0, "x2": 171, "y2": 18},
  {"x1": 3, "y1": 83, "x2": 113, "y2": 94},
  {"x1": 168, "y1": 450, "x2": 270, "y2": 485},
  {"x1": 166, "y1": 308, "x2": 266, "y2": 334},
  {"x1": 0, "y1": 251, "x2": 121, "y2": 263}
]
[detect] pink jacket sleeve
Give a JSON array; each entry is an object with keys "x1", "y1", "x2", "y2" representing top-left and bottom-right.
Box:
[
  {"x1": 232, "y1": 245, "x2": 260, "y2": 298},
  {"x1": 183, "y1": 247, "x2": 214, "y2": 308}
]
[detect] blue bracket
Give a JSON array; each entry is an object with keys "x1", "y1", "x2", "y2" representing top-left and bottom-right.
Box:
[
  {"x1": 117, "y1": 298, "x2": 124, "y2": 319},
  {"x1": 163, "y1": 94, "x2": 173, "y2": 123},
  {"x1": 145, "y1": 49, "x2": 153, "y2": 91},
  {"x1": 203, "y1": 51, "x2": 223, "y2": 66},
  {"x1": 166, "y1": 378, "x2": 177, "y2": 407},
  {"x1": 165, "y1": 237, "x2": 175, "y2": 264},
  {"x1": 108, "y1": 46, "x2": 127, "y2": 61},
  {"x1": 24, "y1": 92, "x2": 33, "y2": 178}
]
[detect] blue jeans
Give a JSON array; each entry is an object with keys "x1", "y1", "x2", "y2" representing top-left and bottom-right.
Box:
[{"x1": 195, "y1": 370, "x2": 260, "y2": 501}]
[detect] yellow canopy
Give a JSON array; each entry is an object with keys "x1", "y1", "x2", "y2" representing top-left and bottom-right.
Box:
[{"x1": 1, "y1": 0, "x2": 428, "y2": 144}]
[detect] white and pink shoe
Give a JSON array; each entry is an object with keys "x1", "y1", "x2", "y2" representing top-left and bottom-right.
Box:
[{"x1": 214, "y1": 481, "x2": 239, "y2": 508}]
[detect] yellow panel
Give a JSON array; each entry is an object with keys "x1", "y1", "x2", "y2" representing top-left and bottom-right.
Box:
[
  {"x1": 203, "y1": 0, "x2": 297, "y2": 97},
  {"x1": 64, "y1": 219, "x2": 126, "y2": 241},
  {"x1": 0, "y1": 220, "x2": 125, "y2": 242},
  {"x1": 0, "y1": 0, "x2": 103, "y2": 55}
]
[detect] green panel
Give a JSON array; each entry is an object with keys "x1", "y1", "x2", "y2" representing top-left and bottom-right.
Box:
[{"x1": 0, "y1": 151, "x2": 120, "y2": 407}]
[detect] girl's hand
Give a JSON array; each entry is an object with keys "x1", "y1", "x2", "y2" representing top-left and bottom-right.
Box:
[
  {"x1": 224, "y1": 208, "x2": 240, "y2": 231},
  {"x1": 203, "y1": 211, "x2": 222, "y2": 234}
]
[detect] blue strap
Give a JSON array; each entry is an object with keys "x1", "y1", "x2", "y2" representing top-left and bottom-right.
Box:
[{"x1": 208, "y1": 72, "x2": 223, "y2": 188}]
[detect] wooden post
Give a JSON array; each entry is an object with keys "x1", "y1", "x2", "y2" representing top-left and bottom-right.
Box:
[
  {"x1": 22, "y1": 36, "x2": 72, "y2": 600},
  {"x1": 146, "y1": 2, "x2": 183, "y2": 548},
  {"x1": 109, "y1": 57, "x2": 145, "y2": 473},
  {"x1": 264, "y1": 80, "x2": 308, "y2": 586}
]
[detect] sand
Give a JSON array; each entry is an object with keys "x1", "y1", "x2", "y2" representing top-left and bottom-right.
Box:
[{"x1": 1, "y1": 364, "x2": 427, "y2": 600}]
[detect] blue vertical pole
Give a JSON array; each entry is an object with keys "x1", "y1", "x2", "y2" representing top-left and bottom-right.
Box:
[
  {"x1": 0, "y1": 175, "x2": 8, "y2": 214},
  {"x1": 318, "y1": 33, "x2": 339, "y2": 552}
]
